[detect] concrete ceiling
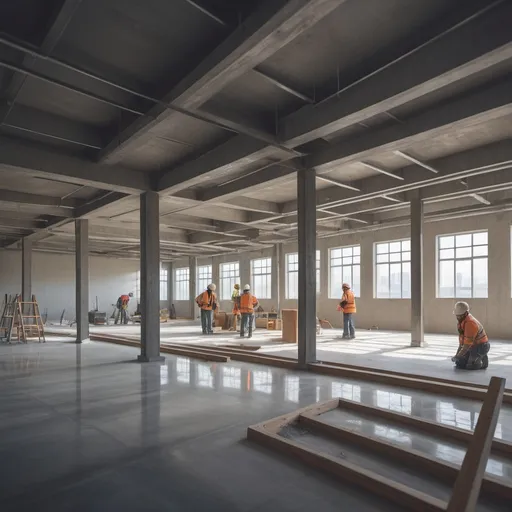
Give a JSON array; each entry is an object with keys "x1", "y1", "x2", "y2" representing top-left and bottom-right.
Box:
[{"x1": 0, "y1": 0, "x2": 511, "y2": 259}]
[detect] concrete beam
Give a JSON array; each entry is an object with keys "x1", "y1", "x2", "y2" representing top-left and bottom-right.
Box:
[
  {"x1": 214, "y1": 196, "x2": 281, "y2": 215},
  {"x1": 0, "y1": 136, "x2": 151, "y2": 193},
  {"x1": 0, "y1": 218, "x2": 46, "y2": 230},
  {"x1": 280, "y1": 1, "x2": 512, "y2": 145},
  {"x1": 307, "y1": 78, "x2": 512, "y2": 171},
  {"x1": 74, "y1": 192, "x2": 129, "y2": 218},
  {"x1": 102, "y1": 0, "x2": 348, "y2": 163},
  {"x1": 1, "y1": 104, "x2": 103, "y2": 149},
  {"x1": 0, "y1": 188, "x2": 81, "y2": 208}
]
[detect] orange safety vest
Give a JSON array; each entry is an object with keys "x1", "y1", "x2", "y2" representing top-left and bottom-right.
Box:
[
  {"x1": 239, "y1": 292, "x2": 258, "y2": 314},
  {"x1": 196, "y1": 290, "x2": 216, "y2": 311},
  {"x1": 232, "y1": 290, "x2": 240, "y2": 315},
  {"x1": 341, "y1": 290, "x2": 356, "y2": 314},
  {"x1": 458, "y1": 314, "x2": 488, "y2": 345}
]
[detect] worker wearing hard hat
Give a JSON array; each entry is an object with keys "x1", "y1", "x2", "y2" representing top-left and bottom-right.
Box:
[
  {"x1": 195, "y1": 283, "x2": 217, "y2": 335},
  {"x1": 452, "y1": 302, "x2": 490, "y2": 370},
  {"x1": 339, "y1": 283, "x2": 356, "y2": 339},
  {"x1": 231, "y1": 283, "x2": 241, "y2": 331},
  {"x1": 115, "y1": 292, "x2": 134, "y2": 325},
  {"x1": 239, "y1": 284, "x2": 258, "y2": 338}
]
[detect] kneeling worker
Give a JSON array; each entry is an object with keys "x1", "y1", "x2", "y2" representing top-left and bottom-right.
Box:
[
  {"x1": 195, "y1": 283, "x2": 217, "y2": 335},
  {"x1": 240, "y1": 284, "x2": 258, "y2": 339},
  {"x1": 452, "y1": 301, "x2": 490, "y2": 370}
]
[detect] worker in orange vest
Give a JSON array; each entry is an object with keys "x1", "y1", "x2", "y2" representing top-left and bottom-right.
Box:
[
  {"x1": 452, "y1": 302, "x2": 490, "y2": 370},
  {"x1": 340, "y1": 283, "x2": 356, "y2": 339},
  {"x1": 195, "y1": 283, "x2": 217, "y2": 335},
  {"x1": 115, "y1": 292, "x2": 133, "y2": 325},
  {"x1": 239, "y1": 284, "x2": 258, "y2": 339}
]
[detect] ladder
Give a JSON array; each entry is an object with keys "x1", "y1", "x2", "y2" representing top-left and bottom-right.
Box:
[
  {"x1": 0, "y1": 294, "x2": 17, "y2": 343},
  {"x1": 16, "y1": 295, "x2": 46, "y2": 344}
]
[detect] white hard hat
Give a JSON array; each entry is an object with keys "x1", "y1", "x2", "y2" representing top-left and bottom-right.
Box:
[
  {"x1": 454, "y1": 301, "x2": 469, "y2": 316},
  {"x1": 243, "y1": 284, "x2": 250, "y2": 291},
  {"x1": 207, "y1": 283, "x2": 216, "y2": 291}
]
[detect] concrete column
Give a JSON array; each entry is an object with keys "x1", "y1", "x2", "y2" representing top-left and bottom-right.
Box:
[
  {"x1": 410, "y1": 190, "x2": 424, "y2": 347},
  {"x1": 189, "y1": 256, "x2": 197, "y2": 320},
  {"x1": 271, "y1": 244, "x2": 281, "y2": 311},
  {"x1": 297, "y1": 168, "x2": 317, "y2": 367},
  {"x1": 75, "y1": 219, "x2": 89, "y2": 343},
  {"x1": 168, "y1": 261, "x2": 174, "y2": 311},
  {"x1": 21, "y1": 238, "x2": 32, "y2": 301},
  {"x1": 138, "y1": 192, "x2": 164, "y2": 363}
]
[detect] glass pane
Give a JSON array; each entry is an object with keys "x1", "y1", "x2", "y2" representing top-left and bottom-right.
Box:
[
  {"x1": 401, "y1": 240, "x2": 411, "y2": 251},
  {"x1": 342, "y1": 247, "x2": 352, "y2": 257},
  {"x1": 439, "y1": 236, "x2": 454, "y2": 249},
  {"x1": 402, "y1": 262, "x2": 411, "y2": 299},
  {"x1": 389, "y1": 253, "x2": 401, "y2": 262},
  {"x1": 376, "y1": 264, "x2": 389, "y2": 298},
  {"x1": 439, "y1": 260, "x2": 454, "y2": 298},
  {"x1": 389, "y1": 242, "x2": 401, "y2": 253},
  {"x1": 343, "y1": 257, "x2": 353, "y2": 265},
  {"x1": 330, "y1": 267, "x2": 342, "y2": 298},
  {"x1": 473, "y1": 245, "x2": 488, "y2": 257},
  {"x1": 473, "y1": 258, "x2": 488, "y2": 298},
  {"x1": 353, "y1": 256, "x2": 361, "y2": 264},
  {"x1": 377, "y1": 254, "x2": 389, "y2": 263},
  {"x1": 376, "y1": 243, "x2": 388, "y2": 254},
  {"x1": 353, "y1": 246, "x2": 361, "y2": 256},
  {"x1": 389, "y1": 263, "x2": 402, "y2": 298},
  {"x1": 331, "y1": 249, "x2": 342, "y2": 259},
  {"x1": 456, "y1": 247, "x2": 472, "y2": 259},
  {"x1": 402, "y1": 251, "x2": 411, "y2": 261},
  {"x1": 440, "y1": 249, "x2": 455, "y2": 260},
  {"x1": 455, "y1": 260, "x2": 472, "y2": 298},
  {"x1": 456, "y1": 234, "x2": 472, "y2": 247},
  {"x1": 472, "y1": 232, "x2": 488, "y2": 246},
  {"x1": 353, "y1": 265, "x2": 361, "y2": 297},
  {"x1": 342, "y1": 266, "x2": 352, "y2": 291}
]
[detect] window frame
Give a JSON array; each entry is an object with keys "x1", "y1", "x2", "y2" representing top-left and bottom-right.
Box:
[
  {"x1": 250, "y1": 257, "x2": 272, "y2": 299},
  {"x1": 436, "y1": 230, "x2": 488, "y2": 299},
  {"x1": 219, "y1": 261, "x2": 240, "y2": 300},
  {"x1": 160, "y1": 265, "x2": 168, "y2": 301},
  {"x1": 285, "y1": 252, "x2": 299, "y2": 299},
  {"x1": 196, "y1": 264, "x2": 212, "y2": 295},
  {"x1": 374, "y1": 239, "x2": 411, "y2": 299},
  {"x1": 174, "y1": 267, "x2": 190, "y2": 301},
  {"x1": 329, "y1": 245, "x2": 361, "y2": 299}
]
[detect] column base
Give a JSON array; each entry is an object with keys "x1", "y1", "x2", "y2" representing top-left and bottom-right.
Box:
[
  {"x1": 75, "y1": 338, "x2": 90, "y2": 344},
  {"x1": 411, "y1": 340, "x2": 427, "y2": 348},
  {"x1": 137, "y1": 355, "x2": 165, "y2": 363}
]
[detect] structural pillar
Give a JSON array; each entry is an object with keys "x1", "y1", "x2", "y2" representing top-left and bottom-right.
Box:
[
  {"x1": 21, "y1": 238, "x2": 32, "y2": 302},
  {"x1": 75, "y1": 219, "x2": 89, "y2": 343},
  {"x1": 138, "y1": 192, "x2": 164, "y2": 362},
  {"x1": 297, "y1": 168, "x2": 317, "y2": 367},
  {"x1": 410, "y1": 190, "x2": 425, "y2": 347},
  {"x1": 271, "y1": 243, "x2": 281, "y2": 311},
  {"x1": 189, "y1": 256, "x2": 197, "y2": 320}
]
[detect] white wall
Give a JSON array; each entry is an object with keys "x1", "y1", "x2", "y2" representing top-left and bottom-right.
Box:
[{"x1": 0, "y1": 250, "x2": 139, "y2": 322}]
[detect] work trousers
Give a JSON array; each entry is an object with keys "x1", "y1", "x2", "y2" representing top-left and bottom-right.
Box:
[
  {"x1": 114, "y1": 308, "x2": 128, "y2": 325},
  {"x1": 240, "y1": 313, "x2": 253, "y2": 337},
  {"x1": 343, "y1": 313, "x2": 355, "y2": 338},
  {"x1": 201, "y1": 309, "x2": 213, "y2": 334},
  {"x1": 455, "y1": 342, "x2": 490, "y2": 370}
]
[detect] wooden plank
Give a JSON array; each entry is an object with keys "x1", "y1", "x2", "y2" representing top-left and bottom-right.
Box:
[
  {"x1": 247, "y1": 426, "x2": 446, "y2": 512},
  {"x1": 447, "y1": 376, "x2": 506, "y2": 512},
  {"x1": 299, "y1": 412, "x2": 512, "y2": 502},
  {"x1": 337, "y1": 398, "x2": 512, "y2": 459}
]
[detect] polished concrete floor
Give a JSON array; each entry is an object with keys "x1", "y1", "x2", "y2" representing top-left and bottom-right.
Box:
[
  {"x1": 1, "y1": 340, "x2": 511, "y2": 511},
  {"x1": 49, "y1": 321, "x2": 512, "y2": 386}
]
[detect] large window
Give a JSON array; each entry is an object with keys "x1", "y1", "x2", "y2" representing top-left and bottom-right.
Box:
[
  {"x1": 175, "y1": 267, "x2": 189, "y2": 300},
  {"x1": 329, "y1": 245, "x2": 361, "y2": 298},
  {"x1": 286, "y1": 251, "x2": 320, "y2": 299},
  {"x1": 220, "y1": 262, "x2": 239, "y2": 300},
  {"x1": 251, "y1": 258, "x2": 272, "y2": 299},
  {"x1": 437, "y1": 231, "x2": 488, "y2": 298},
  {"x1": 375, "y1": 240, "x2": 411, "y2": 298},
  {"x1": 160, "y1": 265, "x2": 168, "y2": 301},
  {"x1": 197, "y1": 264, "x2": 212, "y2": 295}
]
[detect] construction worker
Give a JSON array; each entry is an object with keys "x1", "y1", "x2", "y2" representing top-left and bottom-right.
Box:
[
  {"x1": 115, "y1": 292, "x2": 133, "y2": 325},
  {"x1": 231, "y1": 283, "x2": 241, "y2": 331},
  {"x1": 239, "y1": 284, "x2": 258, "y2": 338},
  {"x1": 452, "y1": 302, "x2": 490, "y2": 370},
  {"x1": 195, "y1": 283, "x2": 217, "y2": 335},
  {"x1": 340, "y1": 283, "x2": 356, "y2": 339}
]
